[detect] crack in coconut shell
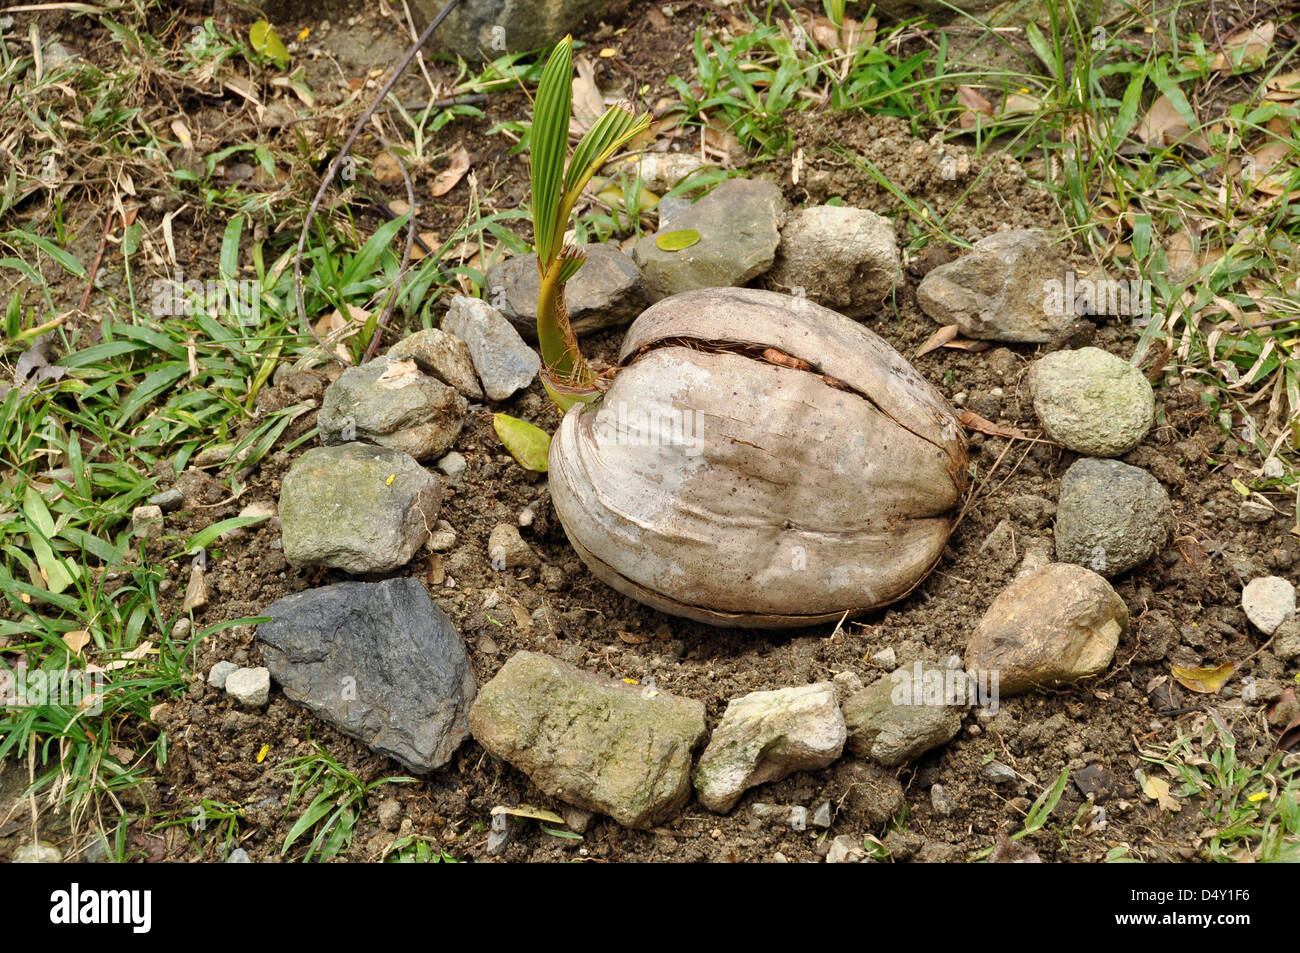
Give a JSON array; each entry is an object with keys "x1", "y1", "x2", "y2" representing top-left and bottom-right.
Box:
[{"x1": 548, "y1": 287, "x2": 968, "y2": 628}]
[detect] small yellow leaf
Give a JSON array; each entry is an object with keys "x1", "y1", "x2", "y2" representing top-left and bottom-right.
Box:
[
  {"x1": 386, "y1": 474, "x2": 396, "y2": 486},
  {"x1": 249, "y1": 20, "x2": 291, "y2": 69},
  {"x1": 1231, "y1": 478, "x2": 1251, "y2": 496},
  {"x1": 622, "y1": 677, "x2": 639, "y2": 685},
  {"x1": 493, "y1": 413, "x2": 551, "y2": 473},
  {"x1": 256, "y1": 744, "x2": 270, "y2": 763},
  {"x1": 297, "y1": 27, "x2": 310, "y2": 42},
  {"x1": 63, "y1": 629, "x2": 91, "y2": 657},
  {"x1": 656, "y1": 228, "x2": 701, "y2": 252},
  {"x1": 1171, "y1": 662, "x2": 1235, "y2": 694},
  {"x1": 1248, "y1": 790, "x2": 1268, "y2": 803},
  {"x1": 599, "y1": 47, "x2": 617, "y2": 58}
]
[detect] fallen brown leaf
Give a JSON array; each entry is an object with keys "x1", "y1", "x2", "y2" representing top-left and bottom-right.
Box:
[
  {"x1": 959, "y1": 410, "x2": 1026, "y2": 440},
  {"x1": 1171, "y1": 662, "x2": 1234, "y2": 694},
  {"x1": 915, "y1": 324, "x2": 959, "y2": 358},
  {"x1": 1209, "y1": 21, "x2": 1274, "y2": 74},
  {"x1": 430, "y1": 144, "x2": 470, "y2": 197}
]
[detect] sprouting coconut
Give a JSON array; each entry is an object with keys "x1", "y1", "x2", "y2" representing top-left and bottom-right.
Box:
[{"x1": 497, "y1": 37, "x2": 966, "y2": 628}]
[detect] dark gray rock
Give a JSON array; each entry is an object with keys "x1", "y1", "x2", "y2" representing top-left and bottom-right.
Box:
[
  {"x1": 1054, "y1": 457, "x2": 1172, "y2": 576},
  {"x1": 257, "y1": 578, "x2": 475, "y2": 773},
  {"x1": 485, "y1": 244, "x2": 646, "y2": 341},
  {"x1": 441, "y1": 295, "x2": 539, "y2": 400}
]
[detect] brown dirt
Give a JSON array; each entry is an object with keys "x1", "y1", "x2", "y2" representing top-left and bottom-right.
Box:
[{"x1": 2, "y1": 0, "x2": 1295, "y2": 864}]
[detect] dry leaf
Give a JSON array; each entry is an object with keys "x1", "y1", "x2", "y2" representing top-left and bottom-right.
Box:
[
  {"x1": 1136, "y1": 94, "x2": 1190, "y2": 146},
  {"x1": 915, "y1": 324, "x2": 959, "y2": 358},
  {"x1": 62, "y1": 629, "x2": 91, "y2": 657},
  {"x1": 957, "y1": 86, "x2": 993, "y2": 130},
  {"x1": 86, "y1": 640, "x2": 154, "y2": 674},
  {"x1": 372, "y1": 150, "x2": 404, "y2": 184},
  {"x1": 431, "y1": 144, "x2": 470, "y2": 197},
  {"x1": 570, "y1": 56, "x2": 605, "y2": 136},
  {"x1": 959, "y1": 410, "x2": 1027, "y2": 440},
  {"x1": 1002, "y1": 91, "x2": 1040, "y2": 115},
  {"x1": 1141, "y1": 774, "x2": 1181, "y2": 812},
  {"x1": 1264, "y1": 70, "x2": 1300, "y2": 102},
  {"x1": 1209, "y1": 21, "x2": 1274, "y2": 74},
  {"x1": 618, "y1": 630, "x2": 651, "y2": 645},
  {"x1": 1171, "y1": 662, "x2": 1234, "y2": 694}
]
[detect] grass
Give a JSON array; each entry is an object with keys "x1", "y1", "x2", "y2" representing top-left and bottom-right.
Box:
[{"x1": 0, "y1": 0, "x2": 1297, "y2": 861}]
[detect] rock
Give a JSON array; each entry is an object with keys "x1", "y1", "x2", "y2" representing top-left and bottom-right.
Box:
[
  {"x1": 914, "y1": 840, "x2": 963, "y2": 863},
  {"x1": 693, "y1": 683, "x2": 846, "y2": 813},
  {"x1": 826, "y1": 834, "x2": 866, "y2": 863},
  {"x1": 1054, "y1": 458, "x2": 1173, "y2": 576},
  {"x1": 182, "y1": 565, "x2": 208, "y2": 612},
  {"x1": 225, "y1": 848, "x2": 250, "y2": 863},
  {"x1": 766, "y1": 205, "x2": 900, "y2": 317},
  {"x1": 984, "y1": 761, "x2": 1018, "y2": 785},
  {"x1": 208, "y1": 660, "x2": 238, "y2": 690},
  {"x1": 131, "y1": 504, "x2": 163, "y2": 540},
  {"x1": 279, "y1": 443, "x2": 441, "y2": 574},
  {"x1": 657, "y1": 196, "x2": 692, "y2": 229},
  {"x1": 870, "y1": 647, "x2": 897, "y2": 669},
  {"x1": 811, "y1": 800, "x2": 833, "y2": 828},
  {"x1": 318, "y1": 356, "x2": 468, "y2": 462},
  {"x1": 1239, "y1": 500, "x2": 1273, "y2": 524},
  {"x1": 930, "y1": 783, "x2": 955, "y2": 815},
  {"x1": 833, "y1": 761, "x2": 905, "y2": 826},
  {"x1": 630, "y1": 152, "x2": 711, "y2": 193},
  {"x1": 377, "y1": 799, "x2": 402, "y2": 832},
  {"x1": 148, "y1": 488, "x2": 184, "y2": 512},
  {"x1": 1027, "y1": 347, "x2": 1155, "y2": 456},
  {"x1": 421, "y1": 0, "x2": 614, "y2": 62},
  {"x1": 225, "y1": 667, "x2": 270, "y2": 707},
  {"x1": 965, "y1": 563, "x2": 1128, "y2": 695},
  {"x1": 468, "y1": 651, "x2": 706, "y2": 828},
  {"x1": 1274, "y1": 619, "x2": 1300, "y2": 660},
  {"x1": 257, "y1": 578, "x2": 476, "y2": 773},
  {"x1": 12, "y1": 841, "x2": 62, "y2": 863},
  {"x1": 841, "y1": 663, "x2": 966, "y2": 766},
  {"x1": 1073, "y1": 764, "x2": 1116, "y2": 802},
  {"x1": 387, "y1": 328, "x2": 484, "y2": 400},
  {"x1": 170, "y1": 618, "x2": 191, "y2": 640},
  {"x1": 485, "y1": 245, "x2": 646, "y2": 340},
  {"x1": 832, "y1": 669, "x2": 864, "y2": 699},
  {"x1": 436, "y1": 451, "x2": 467, "y2": 478},
  {"x1": 486, "y1": 821, "x2": 514, "y2": 856},
  {"x1": 1242, "y1": 576, "x2": 1296, "y2": 635},
  {"x1": 441, "y1": 295, "x2": 539, "y2": 401},
  {"x1": 883, "y1": 829, "x2": 924, "y2": 860},
  {"x1": 916, "y1": 230, "x2": 1078, "y2": 342},
  {"x1": 632, "y1": 179, "x2": 784, "y2": 301},
  {"x1": 222, "y1": 501, "x2": 278, "y2": 541},
  {"x1": 429, "y1": 519, "x2": 457, "y2": 552},
  {"x1": 488, "y1": 523, "x2": 539, "y2": 570},
  {"x1": 563, "y1": 806, "x2": 594, "y2": 834}
]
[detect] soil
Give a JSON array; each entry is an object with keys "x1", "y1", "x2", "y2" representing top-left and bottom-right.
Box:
[{"x1": 1, "y1": 0, "x2": 1295, "y2": 864}]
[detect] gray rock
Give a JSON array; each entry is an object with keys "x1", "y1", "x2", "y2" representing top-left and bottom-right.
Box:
[
  {"x1": 208, "y1": 660, "x2": 238, "y2": 689},
  {"x1": 632, "y1": 179, "x2": 784, "y2": 302},
  {"x1": 442, "y1": 295, "x2": 539, "y2": 401},
  {"x1": 632, "y1": 152, "x2": 712, "y2": 193},
  {"x1": 225, "y1": 667, "x2": 270, "y2": 707},
  {"x1": 257, "y1": 578, "x2": 476, "y2": 773},
  {"x1": 693, "y1": 682, "x2": 846, "y2": 813},
  {"x1": 965, "y1": 563, "x2": 1128, "y2": 695},
  {"x1": 468, "y1": 651, "x2": 706, "y2": 828},
  {"x1": 811, "y1": 800, "x2": 833, "y2": 828},
  {"x1": 377, "y1": 798, "x2": 402, "y2": 832},
  {"x1": 485, "y1": 244, "x2": 646, "y2": 340},
  {"x1": 226, "y1": 848, "x2": 250, "y2": 863},
  {"x1": 841, "y1": 663, "x2": 966, "y2": 766},
  {"x1": 1054, "y1": 458, "x2": 1172, "y2": 576},
  {"x1": 418, "y1": 0, "x2": 615, "y2": 62},
  {"x1": 1274, "y1": 619, "x2": 1300, "y2": 660},
  {"x1": 930, "y1": 783, "x2": 955, "y2": 815},
  {"x1": 436, "y1": 451, "x2": 468, "y2": 478},
  {"x1": 130, "y1": 504, "x2": 163, "y2": 540},
  {"x1": 486, "y1": 822, "x2": 514, "y2": 856},
  {"x1": 11, "y1": 841, "x2": 62, "y2": 863},
  {"x1": 429, "y1": 519, "x2": 458, "y2": 552},
  {"x1": 1028, "y1": 347, "x2": 1155, "y2": 456},
  {"x1": 387, "y1": 328, "x2": 484, "y2": 400},
  {"x1": 488, "y1": 523, "x2": 538, "y2": 570},
  {"x1": 318, "y1": 356, "x2": 468, "y2": 462},
  {"x1": 148, "y1": 488, "x2": 184, "y2": 512},
  {"x1": 657, "y1": 196, "x2": 693, "y2": 230},
  {"x1": 916, "y1": 229, "x2": 1080, "y2": 342},
  {"x1": 279, "y1": 443, "x2": 441, "y2": 574},
  {"x1": 766, "y1": 205, "x2": 900, "y2": 317},
  {"x1": 1242, "y1": 576, "x2": 1296, "y2": 635},
  {"x1": 984, "y1": 761, "x2": 1018, "y2": 785}
]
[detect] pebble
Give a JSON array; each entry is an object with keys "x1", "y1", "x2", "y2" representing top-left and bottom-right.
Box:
[
  {"x1": 386, "y1": 327, "x2": 484, "y2": 400},
  {"x1": 429, "y1": 519, "x2": 458, "y2": 552},
  {"x1": 1027, "y1": 347, "x2": 1155, "y2": 456},
  {"x1": 826, "y1": 834, "x2": 866, "y2": 864},
  {"x1": 208, "y1": 660, "x2": 238, "y2": 690},
  {"x1": 485, "y1": 244, "x2": 646, "y2": 340},
  {"x1": 131, "y1": 504, "x2": 164, "y2": 540},
  {"x1": 1242, "y1": 576, "x2": 1296, "y2": 634},
  {"x1": 437, "y1": 451, "x2": 467, "y2": 478},
  {"x1": 441, "y1": 295, "x2": 539, "y2": 401},
  {"x1": 1053, "y1": 457, "x2": 1173, "y2": 576},
  {"x1": 488, "y1": 523, "x2": 539, "y2": 570},
  {"x1": 171, "y1": 618, "x2": 192, "y2": 640},
  {"x1": 984, "y1": 761, "x2": 1018, "y2": 785},
  {"x1": 12, "y1": 841, "x2": 62, "y2": 863},
  {"x1": 841, "y1": 663, "x2": 966, "y2": 766},
  {"x1": 148, "y1": 488, "x2": 184, "y2": 512},
  {"x1": 870, "y1": 647, "x2": 897, "y2": 669},
  {"x1": 225, "y1": 667, "x2": 270, "y2": 707},
  {"x1": 226, "y1": 848, "x2": 250, "y2": 863},
  {"x1": 930, "y1": 783, "x2": 955, "y2": 815},
  {"x1": 811, "y1": 800, "x2": 832, "y2": 829}
]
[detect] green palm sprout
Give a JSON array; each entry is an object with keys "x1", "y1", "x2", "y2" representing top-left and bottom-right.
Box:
[{"x1": 529, "y1": 36, "x2": 650, "y2": 411}]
